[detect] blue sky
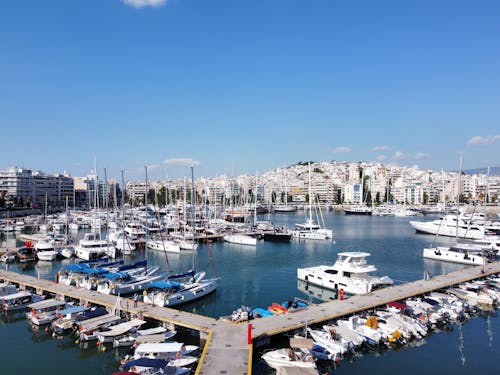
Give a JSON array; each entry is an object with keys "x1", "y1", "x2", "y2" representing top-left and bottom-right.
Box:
[{"x1": 1, "y1": 0, "x2": 499, "y2": 180}]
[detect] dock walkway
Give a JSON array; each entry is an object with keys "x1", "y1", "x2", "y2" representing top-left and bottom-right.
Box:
[{"x1": 1, "y1": 261, "x2": 499, "y2": 375}]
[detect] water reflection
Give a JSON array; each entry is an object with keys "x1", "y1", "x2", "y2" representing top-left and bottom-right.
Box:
[{"x1": 297, "y1": 279, "x2": 338, "y2": 303}]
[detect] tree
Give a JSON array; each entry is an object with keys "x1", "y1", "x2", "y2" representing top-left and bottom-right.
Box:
[
  {"x1": 375, "y1": 192, "x2": 381, "y2": 205},
  {"x1": 423, "y1": 192, "x2": 429, "y2": 205}
]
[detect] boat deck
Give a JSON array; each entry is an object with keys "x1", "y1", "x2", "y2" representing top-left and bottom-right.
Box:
[{"x1": 1, "y1": 261, "x2": 499, "y2": 374}]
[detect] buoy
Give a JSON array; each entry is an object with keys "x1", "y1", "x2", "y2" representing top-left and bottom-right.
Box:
[
  {"x1": 45, "y1": 327, "x2": 49, "y2": 333},
  {"x1": 75, "y1": 340, "x2": 79, "y2": 344}
]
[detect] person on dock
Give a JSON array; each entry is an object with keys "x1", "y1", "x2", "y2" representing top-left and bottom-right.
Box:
[{"x1": 133, "y1": 293, "x2": 138, "y2": 307}]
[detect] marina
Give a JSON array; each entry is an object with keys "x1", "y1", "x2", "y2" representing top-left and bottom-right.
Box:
[{"x1": 1, "y1": 212, "x2": 500, "y2": 374}]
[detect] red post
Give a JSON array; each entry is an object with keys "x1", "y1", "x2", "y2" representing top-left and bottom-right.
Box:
[
  {"x1": 247, "y1": 323, "x2": 252, "y2": 345},
  {"x1": 339, "y1": 288, "x2": 344, "y2": 301}
]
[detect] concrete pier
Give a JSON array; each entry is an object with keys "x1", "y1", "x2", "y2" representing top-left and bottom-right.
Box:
[{"x1": 1, "y1": 261, "x2": 499, "y2": 375}]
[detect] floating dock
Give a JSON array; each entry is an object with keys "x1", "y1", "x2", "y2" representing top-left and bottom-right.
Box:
[{"x1": 1, "y1": 261, "x2": 499, "y2": 375}]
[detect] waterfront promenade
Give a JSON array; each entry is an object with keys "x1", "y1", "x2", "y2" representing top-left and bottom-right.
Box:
[{"x1": 1, "y1": 260, "x2": 499, "y2": 374}]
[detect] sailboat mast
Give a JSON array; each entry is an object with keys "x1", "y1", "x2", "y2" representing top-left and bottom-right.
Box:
[
  {"x1": 456, "y1": 153, "x2": 463, "y2": 239},
  {"x1": 190, "y1": 166, "x2": 197, "y2": 271},
  {"x1": 308, "y1": 163, "x2": 312, "y2": 224}
]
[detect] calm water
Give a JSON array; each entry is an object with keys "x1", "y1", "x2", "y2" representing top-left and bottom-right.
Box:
[{"x1": 1, "y1": 211, "x2": 498, "y2": 374}]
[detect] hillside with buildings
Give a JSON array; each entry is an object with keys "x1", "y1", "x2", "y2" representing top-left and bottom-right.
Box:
[{"x1": 1, "y1": 161, "x2": 499, "y2": 213}]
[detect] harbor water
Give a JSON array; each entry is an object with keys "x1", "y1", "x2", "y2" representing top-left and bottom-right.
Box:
[{"x1": 1, "y1": 211, "x2": 499, "y2": 374}]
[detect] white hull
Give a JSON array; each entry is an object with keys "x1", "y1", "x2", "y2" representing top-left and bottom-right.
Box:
[
  {"x1": 423, "y1": 246, "x2": 487, "y2": 266},
  {"x1": 37, "y1": 251, "x2": 58, "y2": 261},
  {"x1": 144, "y1": 278, "x2": 218, "y2": 307},
  {"x1": 146, "y1": 240, "x2": 181, "y2": 253},
  {"x1": 297, "y1": 251, "x2": 393, "y2": 295},
  {"x1": 223, "y1": 234, "x2": 257, "y2": 246},
  {"x1": 410, "y1": 219, "x2": 487, "y2": 240}
]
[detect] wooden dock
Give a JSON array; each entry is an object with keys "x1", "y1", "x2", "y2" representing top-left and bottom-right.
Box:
[{"x1": 1, "y1": 261, "x2": 499, "y2": 375}]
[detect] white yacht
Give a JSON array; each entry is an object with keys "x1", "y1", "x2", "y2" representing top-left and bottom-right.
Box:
[
  {"x1": 34, "y1": 240, "x2": 58, "y2": 261},
  {"x1": 146, "y1": 239, "x2": 181, "y2": 253},
  {"x1": 423, "y1": 243, "x2": 493, "y2": 266},
  {"x1": 143, "y1": 272, "x2": 218, "y2": 307},
  {"x1": 409, "y1": 214, "x2": 496, "y2": 240},
  {"x1": 223, "y1": 234, "x2": 257, "y2": 246},
  {"x1": 75, "y1": 232, "x2": 116, "y2": 261},
  {"x1": 261, "y1": 339, "x2": 318, "y2": 373},
  {"x1": 297, "y1": 251, "x2": 393, "y2": 295}
]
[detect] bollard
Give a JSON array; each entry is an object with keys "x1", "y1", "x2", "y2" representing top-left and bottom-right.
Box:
[
  {"x1": 339, "y1": 288, "x2": 344, "y2": 300},
  {"x1": 247, "y1": 323, "x2": 252, "y2": 345}
]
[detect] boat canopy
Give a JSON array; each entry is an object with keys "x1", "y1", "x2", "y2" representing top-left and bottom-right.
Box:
[
  {"x1": 81, "y1": 306, "x2": 107, "y2": 319},
  {"x1": 28, "y1": 298, "x2": 66, "y2": 310},
  {"x1": 1, "y1": 291, "x2": 32, "y2": 300},
  {"x1": 122, "y1": 358, "x2": 168, "y2": 371},
  {"x1": 387, "y1": 301, "x2": 408, "y2": 310},
  {"x1": 57, "y1": 305, "x2": 88, "y2": 316},
  {"x1": 97, "y1": 318, "x2": 145, "y2": 337},
  {"x1": 148, "y1": 280, "x2": 181, "y2": 289}
]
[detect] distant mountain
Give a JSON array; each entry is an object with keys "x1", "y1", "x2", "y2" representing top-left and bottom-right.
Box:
[{"x1": 463, "y1": 166, "x2": 500, "y2": 175}]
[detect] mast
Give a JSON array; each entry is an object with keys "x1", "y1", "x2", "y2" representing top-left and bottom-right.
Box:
[
  {"x1": 190, "y1": 166, "x2": 197, "y2": 271},
  {"x1": 456, "y1": 153, "x2": 463, "y2": 239},
  {"x1": 308, "y1": 162, "x2": 313, "y2": 225},
  {"x1": 104, "y1": 167, "x2": 109, "y2": 229}
]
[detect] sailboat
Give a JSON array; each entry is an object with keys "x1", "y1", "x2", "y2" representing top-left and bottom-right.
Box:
[
  {"x1": 273, "y1": 169, "x2": 297, "y2": 213},
  {"x1": 292, "y1": 163, "x2": 333, "y2": 240},
  {"x1": 422, "y1": 154, "x2": 494, "y2": 266},
  {"x1": 143, "y1": 166, "x2": 218, "y2": 307}
]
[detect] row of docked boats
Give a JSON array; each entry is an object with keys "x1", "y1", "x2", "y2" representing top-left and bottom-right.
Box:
[
  {"x1": 1, "y1": 282, "x2": 201, "y2": 374},
  {"x1": 261, "y1": 275, "x2": 500, "y2": 373},
  {"x1": 55, "y1": 257, "x2": 218, "y2": 307}
]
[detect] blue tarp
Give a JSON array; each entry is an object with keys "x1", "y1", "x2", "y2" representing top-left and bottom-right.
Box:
[
  {"x1": 62, "y1": 263, "x2": 91, "y2": 272},
  {"x1": 122, "y1": 358, "x2": 168, "y2": 371},
  {"x1": 148, "y1": 280, "x2": 181, "y2": 289},
  {"x1": 167, "y1": 269, "x2": 195, "y2": 279},
  {"x1": 103, "y1": 272, "x2": 130, "y2": 280},
  {"x1": 81, "y1": 306, "x2": 107, "y2": 319},
  {"x1": 80, "y1": 268, "x2": 109, "y2": 275},
  {"x1": 118, "y1": 259, "x2": 147, "y2": 272},
  {"x1": 78, "y1": 257, "x2": 109, "y2": 264}
]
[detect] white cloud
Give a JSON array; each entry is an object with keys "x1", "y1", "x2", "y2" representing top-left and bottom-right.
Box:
[
  {"x1": 376, "y1": 155, "x2": 387, "y2": 161},
  {"x1": 393, "y1": 151, "x2": 404, "y2": 160},
  {"x1": 415, "y1": 152, "x2": 430, "y2": 160},
  {"x1": 332, "y1": 146, "x2": 352, "y2": 154},
  {"x1": 122, "y1": 0, "x2": 167, "y2": 8},
  {"x1": 163, "y1": 158, "x2": 200, "y2": 167},
  {"x1": 371, "y1": 145, "x2": 389, "y2": 152},
  {"x1": 467, "y1": 135, "x2": 500, "y2": 146}
]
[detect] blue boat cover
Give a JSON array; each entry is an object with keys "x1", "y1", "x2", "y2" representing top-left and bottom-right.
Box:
[
  {"x1": 148, "y1": 280, "x2": 181, "y2": 289},
  {"x1": 78, "y1": 257, "x2": 109, "y2": 264},
  {"x1": 81, "y1": 268, "x2": 109, "y2": 275},
  {"x1": 100, "y1": 260, "x2": 124, "y2": 268},
  {"x1": 58, "y1": 305, "x2": 89, "y2": 315},
  {"x1": 63, "y1": 263, "x2": 91, "y2": 272},
  {"x1": 122, "y1": 358, "x2": 168, "y2": 371},
  {"x1": 167, "y1": 269, "x2": 195, "y2": 279},
  {"x1": 81, "y1": 306, "x2": 107, "y2": 319},
  {"x1": 103, "y1": 272, "x2": 130, "y2": 280},
  {"x1": 118, "y1": 259, "x2": 147, "y2": 272}
]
